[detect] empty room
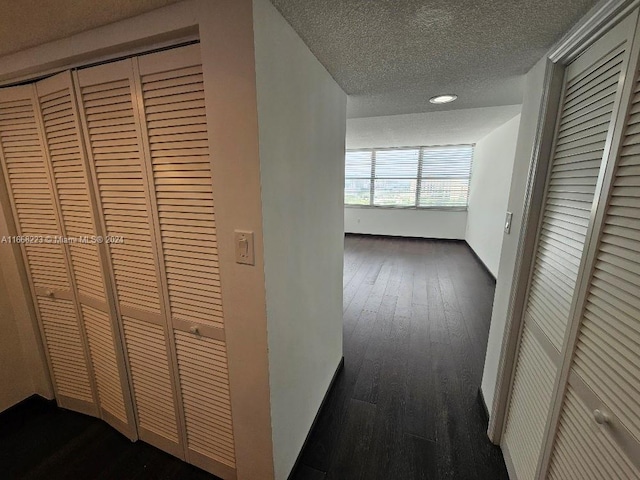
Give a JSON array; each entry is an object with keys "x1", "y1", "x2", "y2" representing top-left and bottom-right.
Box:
[{"x1": 1, "y1": 1, "x2": 639, "y2": 480}]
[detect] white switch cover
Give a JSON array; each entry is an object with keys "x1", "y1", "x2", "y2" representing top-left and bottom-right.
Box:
[
  {"x1": 504, "y1": 212, "x2": 513, "y2": 234},
  {"x1": 234, "y1": 230, "x2": 254, "y2": 265}
]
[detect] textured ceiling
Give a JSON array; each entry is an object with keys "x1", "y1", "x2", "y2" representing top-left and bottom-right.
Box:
[
  {"x1": 270, "y1": 0, "x2": 600, "y2": 117},
  {"x1": 1, "y1": 0, "x2": 598, "y2": 120},
  {"x1": 0, "y1": 0, "x2": 183, "y2": 57}
]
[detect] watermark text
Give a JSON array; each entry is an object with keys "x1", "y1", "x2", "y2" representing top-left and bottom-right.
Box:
[{"x1": 2, "y1": 235, "x2": 124, "y2": 245}]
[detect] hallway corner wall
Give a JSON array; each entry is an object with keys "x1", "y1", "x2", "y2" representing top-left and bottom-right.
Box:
[
  {"x1": 481, "y1": 57, "x2": 548, "y2": 410},
  {"x1": 466, "y1": 112, "x2": 522, "y2": 277},
  {"x1": 253, "y1": 0, "x2": 347, "y2": 478},
  {"x1": 0, "y1": 195, "x2": 53, "y2": 412}
]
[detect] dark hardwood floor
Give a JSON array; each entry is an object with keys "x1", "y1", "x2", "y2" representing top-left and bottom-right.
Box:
[
  {"x1": 0, "y1": 395, "x2": 218, "y2": 480},
  {"x1": 0, "y1": 235, "x2": 508, "y2": 480},
  {"x1": 290, "y1": 235, "x2": 508, "y2": 480}
]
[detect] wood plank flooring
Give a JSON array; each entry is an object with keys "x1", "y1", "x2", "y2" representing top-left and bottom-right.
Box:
[
  {"x1": 290, "y1": 235, "x2": 508, "y2": 479},
  {"x1": 0, "y1": 234, "x2": 508, "y2": 480},
  {"x1": 0, "y1": 395, "x2": 217, "y2": 480}
]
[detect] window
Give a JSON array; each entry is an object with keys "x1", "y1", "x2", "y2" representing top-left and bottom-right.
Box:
[{"x1": 345, "y1": 145, "x2": 473, "y2": 208}]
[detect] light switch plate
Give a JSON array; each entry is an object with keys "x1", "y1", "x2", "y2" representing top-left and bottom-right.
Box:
[
  {"x1": 234, "y1": 230, "x2": 254, "y2": 265},
  {"x1": 504, "y1": 212, "x2": 513, "y2": 234}
]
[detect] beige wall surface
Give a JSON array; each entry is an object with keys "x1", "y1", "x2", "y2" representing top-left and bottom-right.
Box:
[{"x1": 253, "y1": 0, "x2": 347, "y2": 478}]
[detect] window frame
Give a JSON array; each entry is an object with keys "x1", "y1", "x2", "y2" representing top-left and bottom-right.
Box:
[{"x1": 344, "y1": 144, "x2": 474, "y2": 211}]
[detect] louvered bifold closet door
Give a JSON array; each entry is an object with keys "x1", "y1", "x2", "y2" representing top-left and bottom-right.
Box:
[
  {"x1": 136, "y1": 44, "x2": 236, "y2": 480},
  {"x1": 546, "y1": 38, "x2": 640, "y2": 479},
  {"x1": 33, "y1": 71, "x2": 136, "y2": 438},
  {"x1": 74, "y1": 60, "x2": 184, "y2": 457},
  {"x1": 502, "y1": 15, "x2": 637, "y2": 480},
  {"x1": 0, "y1": 84, "x2": 98, "y2": 415}
]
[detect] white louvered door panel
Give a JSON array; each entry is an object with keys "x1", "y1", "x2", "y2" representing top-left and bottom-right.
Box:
[
  {"x1": 174, "y1": 332, "x2": 236, "y2": 473},
  {"x1": 503, "y1": 325, "x2": 557, "y2": 479},
  {"x1": 37, "y1": 296, "x2": 94, "y2": 403},
  {"x1": 502, "y1": 16, "x2": 636, "y2": 480},
  {"x1": 549, "y1": 387, "x2": 640, "y2": 479},
  {"x1": 573, "y1": 79, "x2": 640, "y2": 442},
  {"x1": 122, "y1": 317, "x2": 179, "y2": 444},
  {"x1": 34, "y1": 71, "x2": 135, "y2": 437},
  {"x1": 74, "y1": 60, "x2": 183, "y2": 457},
  {"x1": 36, "y1": 73, "x2": 105, "y2": 301},
  {"x1": 138, "y1": 48, "x2": 223, "y2": 330},
  {"x1": 546, "y1": 51, "x2": 640, "y2": 478},
  {"x1": 136, "y1": 44, "x2": 236, "y2": 479},
  {"x1": 81, "y1": 305, "x2": 128, "y2": 424},
  {"x1": 0, "y1": 84, "x2": 97, "y2": 415},
  {"x1": 527, "y1": 41, "x2": 626, "y2": 352}
]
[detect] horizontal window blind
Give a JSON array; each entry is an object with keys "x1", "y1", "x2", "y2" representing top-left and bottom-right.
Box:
[
  {"x1": 344, "y1": 150, "x2": 372, "y2": 206},
  {"x1": 345, "y1": 145, "x2": 473, "y2": 208}
]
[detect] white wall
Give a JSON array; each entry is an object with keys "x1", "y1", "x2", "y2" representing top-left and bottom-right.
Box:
[
  {"x1": 466, "y1": 113, "x2": 521, "y2": 276},
  {"x1": 345, "y1": 105, "x2": 521, "y2": 239},
  {"x1": 0, "y1": 266, "x2": 34, "y2": 411},
  {"x1": 345, "y1": 208, "x2": 467, "y2": 238},
  {"x1": 481, "y1": 58, "x2": 548, "y2": 409},
  {"x1": 347, "y1": 106, "x2": 523, "y2": 149},
  {"x1": 253, "y1": 1, "x2": 346, "y2": 479},
  {"x1": 0, "y1": 199, "x2": 53, "y2": 412}
]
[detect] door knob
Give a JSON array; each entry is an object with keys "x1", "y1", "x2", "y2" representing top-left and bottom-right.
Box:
[
  {"x1": 189, "y1": 326, "x2": 200, "y2": 336},
  {"x1": 46, "y1": 290, "x2": 54, "y2": 298},
  {"x1": 593, "y1": 409, "x2": 610, "y2": 425}
]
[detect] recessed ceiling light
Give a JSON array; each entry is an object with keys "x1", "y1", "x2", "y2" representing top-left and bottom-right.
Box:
[{"x1": 429, "y1": 94, "x2": 458, "y2": 104}]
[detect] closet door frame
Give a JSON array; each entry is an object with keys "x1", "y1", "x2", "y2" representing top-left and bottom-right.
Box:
[
  {"x1": 536, "y1": 11, "x2": 640, "y2": 477},
  {"x1": 488, "y1": 59, "x2": 565, "y2": 444},
  {"x1": 488, "y1": 0, "x2": 640, "y2": 444}
]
